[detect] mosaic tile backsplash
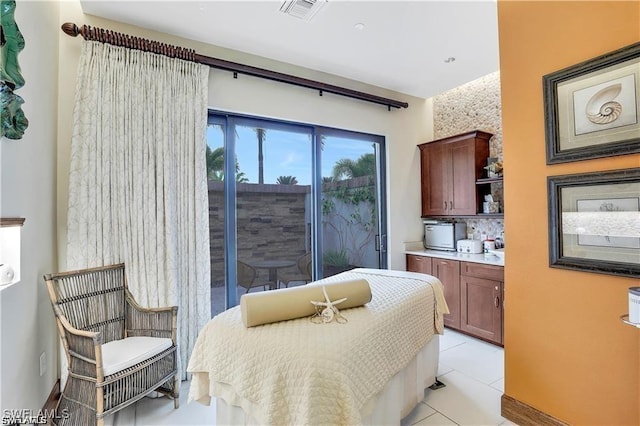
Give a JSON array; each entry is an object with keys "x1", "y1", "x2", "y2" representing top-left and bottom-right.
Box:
[{"x1": 460, "y1": 218, "x2": 505, "y2": 246}]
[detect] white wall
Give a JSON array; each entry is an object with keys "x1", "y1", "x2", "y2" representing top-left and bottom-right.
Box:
[
  {"x1": 0, "y1": 0, "x2": 59, "y2": 413},
  {"x1": 0, "y1": 0, "x2": 434, "y2": 414},
  {"x1": 56, "y1": 1, "x2": 433, "y2": 273}
]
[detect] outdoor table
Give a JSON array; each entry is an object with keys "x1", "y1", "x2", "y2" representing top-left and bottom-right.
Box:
[{"x1": 250, "y1": 259, "x2": 297, "y2": 290}]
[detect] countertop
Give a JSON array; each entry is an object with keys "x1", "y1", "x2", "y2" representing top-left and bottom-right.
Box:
[{"x1": 405, "y1": 249, "x2": 504, "y2": 267}]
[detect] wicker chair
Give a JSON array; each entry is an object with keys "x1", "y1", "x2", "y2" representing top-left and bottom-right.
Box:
[
  {"x1": 278, "y1": 252, "x2": 312, "y2": 288},
  {"x1": 44, "y1": 263, "x2": 179, "y2": 426},
  {"x1": 237, "y1": 260, "x2": 273, "y2": 293}
]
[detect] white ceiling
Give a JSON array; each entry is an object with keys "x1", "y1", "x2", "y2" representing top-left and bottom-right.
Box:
[{"x1": 79, "y1": 0, "x2": 500, "y2": 100}]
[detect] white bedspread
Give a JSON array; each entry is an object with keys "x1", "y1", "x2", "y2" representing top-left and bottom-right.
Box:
[{"x1": 187, "y1": 268, "x2": 448, "y2": 425}]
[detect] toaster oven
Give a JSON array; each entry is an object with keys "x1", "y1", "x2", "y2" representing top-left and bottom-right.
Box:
[{"x1": 423, "y1": 220, "x2": 467, "y2": 251}]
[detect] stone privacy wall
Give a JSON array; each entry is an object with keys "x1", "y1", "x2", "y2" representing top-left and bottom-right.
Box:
[
  {"x1": 208, "y1": 177, "x2": 378, "y2": 286},
  {"x1": 322, "y1": 176, "x2": 378, "y2": 270},
  {"x1": 208, "y1": 181, "x2": 310, "y2": 286},
  {"x1": 433, "y1": 71, "x2": 505, "y2": 241}
]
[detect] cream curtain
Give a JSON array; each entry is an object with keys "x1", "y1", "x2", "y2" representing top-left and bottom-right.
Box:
[{"x1": 67, "y1": 40, "x2": 211, "y2": 379}]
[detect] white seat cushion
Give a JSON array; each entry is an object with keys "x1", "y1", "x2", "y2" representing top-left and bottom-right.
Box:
[{"x1": 101, "y1": 336, "x2": 173, "y2": 376}]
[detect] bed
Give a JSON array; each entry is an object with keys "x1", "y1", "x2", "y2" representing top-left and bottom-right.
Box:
[{"x1": 187, "y1": 268, "x2": 448, "y2": 425}]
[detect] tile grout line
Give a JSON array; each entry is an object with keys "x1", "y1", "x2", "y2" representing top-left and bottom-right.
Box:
[
  {"x1": 489, "y1": 377, "x2": 504, "y2": 388},
  {"x1": 438, "y1": 366, "x2": 505, "y2": 390},
  {"x1": 420, "y1": 406, "x2": 461, "y2": 426},
  {"x1": 438, "y1": 347, "x2": 504, "y2": 386},
  {"x1": 439, "y1": 341, "x2": 467, "y2": 352}
]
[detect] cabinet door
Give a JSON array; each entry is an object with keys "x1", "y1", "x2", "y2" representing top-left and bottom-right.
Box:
[
  {"x1": 449, "y1": 140, "x2": 477, "y2": 215},
  {"x1": 406, "y1": 255, "x2": 432, "y2": 275},
  {"x1": 460, "y1": 276, "x2": 503, "y2": 345},
  {"x1": 432, "y1": 258, "x2": 460, "y2": 330},
  {"x1": 418, "y1": 131, "x2": 492, "y2": 217},
  {"x1": 420, "y1": 143, "x2": 448, "y2": 216}
]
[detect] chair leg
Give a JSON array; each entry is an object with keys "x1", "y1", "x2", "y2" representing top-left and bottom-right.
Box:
[{"x1": 174, "y1": 374, "x2": 180, "y2": 409}]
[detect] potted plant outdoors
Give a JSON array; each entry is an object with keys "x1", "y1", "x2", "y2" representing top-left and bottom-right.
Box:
[{"x1": 323, "y1": 249, "x2": 352, "y2": 277}]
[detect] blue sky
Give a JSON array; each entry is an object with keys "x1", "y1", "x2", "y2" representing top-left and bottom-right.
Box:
[{"x1": 207, "y1": 124, "x2": 375, "y2": 185}]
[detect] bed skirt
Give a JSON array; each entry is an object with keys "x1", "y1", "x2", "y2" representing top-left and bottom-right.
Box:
[{"x1": 214, "y1": 335, "x2": 440, "y2": 425}]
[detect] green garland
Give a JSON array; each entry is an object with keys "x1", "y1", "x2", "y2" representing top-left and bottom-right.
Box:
[
  {"x1": 1, "y1": 0, "x2": 28, "y2": 139},
  {"x1": 322, "y1": 180, "x2": 377, "y2": 267}
]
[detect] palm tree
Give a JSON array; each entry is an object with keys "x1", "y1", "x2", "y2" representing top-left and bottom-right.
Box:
[
  {"x1": 276, "y1": 175, "x2": 298, "y2": 185},
  {"x1": 206, "y1": 146, "x2": 248, "y2": 182},
  {"x1": 236, "y1": 171, "x2": 249, "y2": 183},
  {"x1": 332, "y1": 153, "x2": 375, "y2": 180},
  {"x1": 255, "y1": 128, "x2": 266, "y2": 184},
  {"x1": 206, "y1": 146, "x2": 224, "y2": 179}
]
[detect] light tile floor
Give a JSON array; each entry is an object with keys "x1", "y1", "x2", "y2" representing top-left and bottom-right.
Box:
[{"x1": 108, "y1": 329, "x2": 515, "y2": 425}]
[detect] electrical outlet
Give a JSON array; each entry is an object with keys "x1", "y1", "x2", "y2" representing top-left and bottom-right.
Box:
[{"x1": 39, "y1": 352, "x2": 46, "y2": 376}]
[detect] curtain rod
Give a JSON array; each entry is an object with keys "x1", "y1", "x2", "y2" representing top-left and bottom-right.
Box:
[{"x1": 61, "y1": 23, "x2": 409, "y2": 110}]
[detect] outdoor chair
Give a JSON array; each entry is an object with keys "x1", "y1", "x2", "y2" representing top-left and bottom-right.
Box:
[
  {"x1": 44, "y1": 263, "x2": 179, "y2": 426},
  {"x1": 278, "y1": 252, "x2": 312, "y2": 288},
  {"x1": 237, "y1": 260, "x2": 273, "y2": 293}
]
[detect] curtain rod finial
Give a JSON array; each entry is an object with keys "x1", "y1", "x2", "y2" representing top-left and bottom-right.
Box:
[{"x1": 61, "y1": 23, "x2": 80, "y2": 37}]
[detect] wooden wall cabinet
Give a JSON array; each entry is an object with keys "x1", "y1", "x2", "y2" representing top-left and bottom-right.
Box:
[
  {"x1": 418, "y1": 130, "x2": 492, "y2": 217},
  {"x1": 406, "y1": 254, "x2": 504, "y2": 346}
]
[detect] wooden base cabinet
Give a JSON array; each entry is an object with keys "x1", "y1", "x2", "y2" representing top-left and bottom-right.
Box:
[
  {"x1": 406, "y1": 254, "x2": 460, "y2": 330},
  {"x1": 460, "y1": 262, "x2": 503, "y2": 345},
  {"x1": 432, "y1": 258, "x2": 460, "y2": 330},
  {"x1": 406, "y1": 254, "x2": 504, "y2": 346}
]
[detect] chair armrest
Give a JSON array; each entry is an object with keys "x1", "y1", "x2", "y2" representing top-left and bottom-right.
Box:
[
  {"x1": 56, "y1": 312, "x2": 102, "y2": 349},
  {"x1": 125, "y1": 289, "x2": 178, "y2": 342},
  {"x1": 54, "y1": 313, "x2": 104, "y2": 378}
]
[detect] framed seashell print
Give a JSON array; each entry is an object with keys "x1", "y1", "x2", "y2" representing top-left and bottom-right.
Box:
[{"x1": 543, "y1": 41, "x2": 640, "y2": 164}]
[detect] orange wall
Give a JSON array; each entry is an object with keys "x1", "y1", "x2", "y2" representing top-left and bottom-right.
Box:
[{"x1": 498, "y1": 1, "x2": 640, "y2": 424}]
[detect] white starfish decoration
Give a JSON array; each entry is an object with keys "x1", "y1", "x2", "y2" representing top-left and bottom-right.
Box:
[{"x1": 310, "y1": 286, "x2": 348, "y2": 324}]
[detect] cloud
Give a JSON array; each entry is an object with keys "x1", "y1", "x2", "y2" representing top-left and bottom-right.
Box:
[{"x1": 280, "y1": 152, "x2": 301, "y2": 167}]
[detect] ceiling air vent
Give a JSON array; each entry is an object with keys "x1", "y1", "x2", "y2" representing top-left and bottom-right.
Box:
[{"x1": 280, "y1": 0, "x2": 327, "y2": 21}]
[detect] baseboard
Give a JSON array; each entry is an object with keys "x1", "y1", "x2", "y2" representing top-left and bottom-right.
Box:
[
  {"x1": 501, "y1": 394, "x2": 569, "y2": 426},
  {"x1": 42, "y1": 379, "x2": 60, "y2": 413}
]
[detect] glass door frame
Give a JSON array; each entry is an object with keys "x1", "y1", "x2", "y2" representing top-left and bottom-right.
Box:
[
  {"x1": 208, "y1": 111, "x2": 387, "y2": 309},
  {"x1": 315, "y1": 126, "x2": 388, "y2": 276}
]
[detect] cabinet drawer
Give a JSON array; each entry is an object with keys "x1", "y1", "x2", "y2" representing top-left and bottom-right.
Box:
[
  {"x1": 461, "y1": 261, "x2": 503, "y2": 281},
  {"x1": 406, "y1": 255, "x2": 432, "y2": 275}
]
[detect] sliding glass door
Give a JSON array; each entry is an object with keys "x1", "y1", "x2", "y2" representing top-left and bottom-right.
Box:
[
  {"x1": 319, "y1": 130, "x2": 386, "y2": 278},
  {"x1": 207, "y1": 112, "x2": 386, "y2": 316}
]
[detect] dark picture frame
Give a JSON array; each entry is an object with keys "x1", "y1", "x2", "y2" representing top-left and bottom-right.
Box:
[
  {"x1": 548, "y1": 168, "x2": 640, "y2": 278},
  {"x1": 543, "y1": 42, "x2": 640, "y2": 164}
]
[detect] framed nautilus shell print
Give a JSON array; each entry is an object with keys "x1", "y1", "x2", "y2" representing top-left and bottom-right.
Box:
[{"x1": 544, "y1": 42, "x2": 640, "y2": 164}]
